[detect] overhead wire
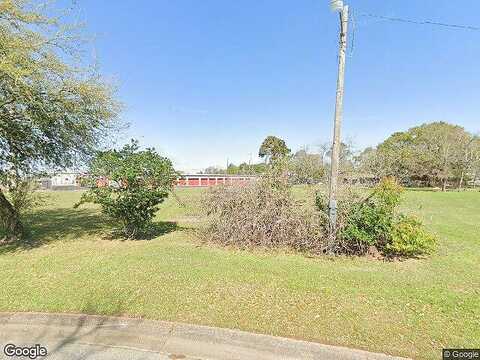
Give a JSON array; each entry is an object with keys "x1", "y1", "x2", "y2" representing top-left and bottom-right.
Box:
[
  {"x1": 358, "y1": 12, "x2": 480, "y2": 32},
  {"x1": 344, "y1": 10, "x2": 478, "y2": 59}
]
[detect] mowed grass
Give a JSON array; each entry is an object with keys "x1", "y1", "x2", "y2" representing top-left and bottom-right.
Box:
[{"x1": 0, "y1": 188, "x2": 479, "y2": 360}]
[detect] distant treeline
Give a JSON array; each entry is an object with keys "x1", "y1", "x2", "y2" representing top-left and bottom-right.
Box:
[
  {"x1": 201, "y1": 163, "x2": 267, "y2": 176},
  {"x1": 202, "y1": 122, "x2": 480, "y2": 190},
  {"x1": 357, "y1": 122, "x2": 480, "y2": 190}
]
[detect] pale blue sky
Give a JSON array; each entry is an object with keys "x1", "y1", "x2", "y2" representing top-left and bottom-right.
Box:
[{"x1": 78, "y1": 0, "x2": 479, "y2": 171}]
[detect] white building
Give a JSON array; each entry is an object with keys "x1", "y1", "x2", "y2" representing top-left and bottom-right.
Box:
[{"x1": 50, "y1": 173, "x2": 81, "y2": 189}]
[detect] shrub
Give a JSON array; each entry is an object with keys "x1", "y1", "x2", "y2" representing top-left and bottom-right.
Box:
[
  {"x1": 316, "y1": 177, "x2": 436, "y2": 257},
  {"x1": 340, "y1": 200, "x2": 393, "y2": 253},
  {"x1": 386, "y1": 216, "x2": 436, "y2": 257},
  {"x1": 203, "y1": 161, "x2": 326, "y2": 252},
  {"x1": 339, "y1": 178, "x2": 403, "y2": 254},
  {"x1": 76, "y1": 140, "x2": 177, "y2": 238}
]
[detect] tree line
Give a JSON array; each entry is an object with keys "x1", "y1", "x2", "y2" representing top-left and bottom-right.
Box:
[{"x1": 208, "y1": 123, "x2": 480, "y2": 191}]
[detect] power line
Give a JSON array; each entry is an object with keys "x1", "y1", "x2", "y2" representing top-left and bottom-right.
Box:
[
  {"x1": 348, "y1": 7, "x2": 356, "y2": 58},
  {"x1": 359, "y1": 12, "x2": 480, "y2": 32}
]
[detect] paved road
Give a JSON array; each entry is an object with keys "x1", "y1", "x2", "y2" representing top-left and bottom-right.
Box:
[
  {"x1": 4, "y1": 341, "x2": 199, "y2": 360},
  {"x1": 0, "y1": 313, "x2": 409, "y2": 360}
]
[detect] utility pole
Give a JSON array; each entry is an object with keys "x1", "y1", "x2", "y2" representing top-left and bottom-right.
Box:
[
  {"x1": 328, "y1": 1, "x2": 349, "y2": 252},
  {"x1": 248, "y1": 153, "x2": 253, "y2": 174}
]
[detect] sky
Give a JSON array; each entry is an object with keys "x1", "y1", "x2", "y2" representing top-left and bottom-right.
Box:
[{"x1": 75, "y1": 0, "x2": 479, "y2": 172}]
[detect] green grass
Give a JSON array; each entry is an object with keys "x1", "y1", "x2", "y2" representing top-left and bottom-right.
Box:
[{"x1": 1, "y1": 188, "x2": 479, "y2": 360}]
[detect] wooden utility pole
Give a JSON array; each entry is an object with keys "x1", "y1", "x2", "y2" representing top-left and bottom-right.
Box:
[{"x1": 328, "y1": 3, "x2": 349, "y2": 252}]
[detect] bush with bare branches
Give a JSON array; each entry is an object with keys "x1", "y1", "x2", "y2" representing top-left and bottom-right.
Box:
[{"x1": 203, "y1": 162, "x2": 326, "y2": 252}]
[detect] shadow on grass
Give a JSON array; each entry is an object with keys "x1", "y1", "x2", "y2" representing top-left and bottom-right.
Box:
[
  {"x1": 0, "y1": 207, "x2": 182, "y2": 255},
  {"x1": 29, "y1": 208, "x2": 113, "y2": 240},
  {"x1": 103, "y1": 220, "x2": 182, "y2": 241}
]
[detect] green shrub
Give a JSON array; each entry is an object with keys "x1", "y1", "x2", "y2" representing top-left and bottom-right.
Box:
[
  {"x1": 386, "y1": 216, "x2": 436, "y2": 257},
  {"x1": 340, "y1": 200, "x2": 393, "y2": 253},
  {"x1": 316, "y1": 177, "x2": 436, "y2": 257},
  {"x1": 339, "y1": 177, "x2": 403, "y2": 253},
  {"x1": 76, "y1": 140, "x2": 177, "y2": 238}
]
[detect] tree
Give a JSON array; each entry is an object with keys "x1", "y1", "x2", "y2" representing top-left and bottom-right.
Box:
[
  {"x1": 370, "y1": 122, "x2": 472, "y2": 190},
  {"x1": 353, "y1": 147, "x2": 380, "y2": 184},
  {"x1": 258, "y1": 136, "x2": 291, "y2": 163},
  {"x1": 76, "y1": 140, "x2": 177, "y2": 238},
  {"x1": 226, "y1": 163, "x2": 240, "y2": 175},
  {"x1": 317, "y1": 142, "x2": 330, "y2": 167},
  {"x1": 324, "y1": 142, "x2": 355, "y2": 181},
  {"x1": 290, "y1": 149, "x2": 324, "y2": 184},
  {"x1": 455, "y1": 134, "x2": 480, "y2": 189},
  {"x1": 410, "y1": 122, "x2": 469, "y2": 191},
  {"x1": 375, "y1": 131, "x2": 417, "y2": 184},
  {"x1": 0, "y1": 1, "x2": 119, "y2": 240},
  {"x1": 203, "y1": 166, "x2": 226, "y2": 174},
  {"x1": 469, "y1": 136, "x2": 480, "y2": 188},
  {"x1": 226, "y1": 162, "x2": 266, "y2": 175},
  {"x1": 203, "y1": 163, "x2": 266, "y2": 175}
]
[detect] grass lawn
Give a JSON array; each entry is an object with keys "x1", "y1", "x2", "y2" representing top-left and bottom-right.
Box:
[{"x1": 0, "y1": 188, "x2": 479, "y2": 360}]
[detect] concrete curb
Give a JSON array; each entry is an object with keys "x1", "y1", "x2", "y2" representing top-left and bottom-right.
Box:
[{"x1": 0, "y1": 312, "x2": 411, "y2": 360}]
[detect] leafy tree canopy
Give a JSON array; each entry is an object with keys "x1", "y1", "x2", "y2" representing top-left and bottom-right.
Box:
[
  {"x1": 290, "y1": 149, "x2": 324, "y2": 185},
  {"x1": 370, "y1": 122, "x2": 476, "y2": 189},
  {"x1": 0, "y1": 1, "x2": 120, "y2": 176},
  {"x1": 258, "y1": 136, "x2": 291, "y2": 163},
  {"x1": 0, "y1": 0, "x2": 120, "y2": 240}
]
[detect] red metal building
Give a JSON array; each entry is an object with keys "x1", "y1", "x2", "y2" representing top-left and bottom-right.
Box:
[{"x1": 176, "y1": 174, "x2": 256, "y2": 187}]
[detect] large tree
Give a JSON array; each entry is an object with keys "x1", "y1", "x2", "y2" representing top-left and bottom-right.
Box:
[
  {"x1": 0, "y1": 1, "x2": 120, "y2": 241},
  {"x1": 374, "y1": 131, "x2": 417, "y2": 183},
  {"x1": 369, "y1": 122, "x2": 472, "y2": 190},
  {"x1": 258, "y1": 136, "x2": 290, "y2": 163},
  {"x1": 410, "y1": 122, "x2": 469, "y2": 190},
  {"x1": 290, "y1": 149, "x2": 324, "y2": 185}
]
